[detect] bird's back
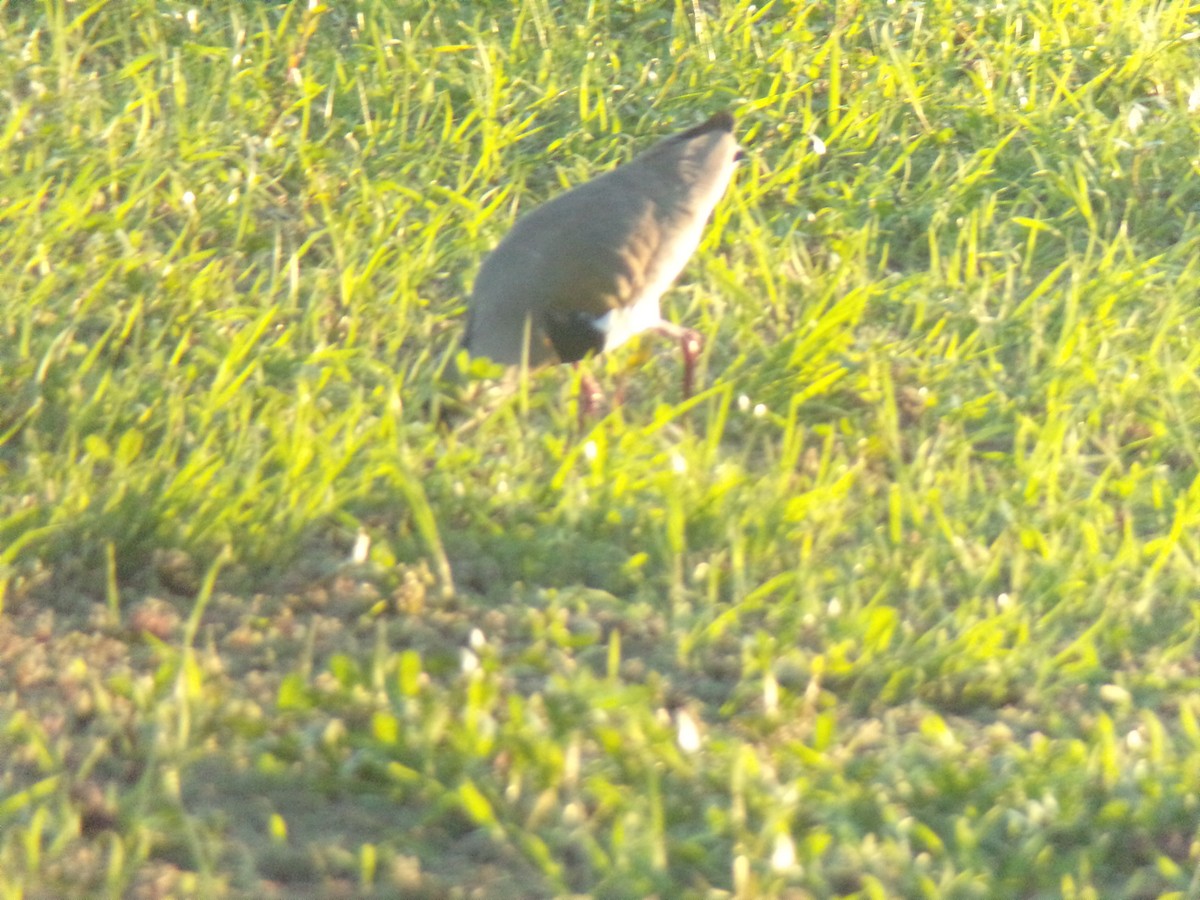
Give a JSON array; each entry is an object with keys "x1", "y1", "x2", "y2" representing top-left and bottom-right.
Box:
[{"x1": 466, "y1": 111, "x2": 739, "y2": 366}]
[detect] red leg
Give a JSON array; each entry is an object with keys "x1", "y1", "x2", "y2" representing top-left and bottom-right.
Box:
[
  {"x1": 655, "y1": 323, "x2": 704, "y2": 399},
  {"x1": 576, "y1": 363, "x2": 605, "y2": 423},
  {"x1": 679, "y1": 328, "x2": 703, "y2": 399}
]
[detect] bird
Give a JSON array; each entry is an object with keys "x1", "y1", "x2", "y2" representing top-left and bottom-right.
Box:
[{"x1": 463, "y1": 110, "x2": 741, "y2": 403}]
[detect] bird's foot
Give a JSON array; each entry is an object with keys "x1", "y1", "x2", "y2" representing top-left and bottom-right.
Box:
[
  {"x1": 655, "y1": 323, "x2": 704, "y2": 399},
  {"x1": 577, "y1": 366, "x2": 606, "y2": 424}
]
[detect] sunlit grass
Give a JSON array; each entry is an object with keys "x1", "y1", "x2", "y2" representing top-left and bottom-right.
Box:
[{"x1": 4, "y1": 0, "x2": 1200, "y2": 896}]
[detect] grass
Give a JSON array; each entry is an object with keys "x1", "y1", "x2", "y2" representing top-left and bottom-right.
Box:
[{"x1": 4, "y1": 0, "x2": 1200, "y2": 896}]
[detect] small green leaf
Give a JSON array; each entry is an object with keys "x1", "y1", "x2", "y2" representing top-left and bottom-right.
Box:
[
  {"x1": 116, "y1": 428, "x2": 144, "y2": 464},
  {"x1": 372, "y1": 711, "x2": 399, "y2": 745},
  {"x1": 398, "y1": 650, "x2": 422, "y2": 697},
  {"x1": 277, "y1": 672, "x2": 311, "y2": 711},
  {"x1": 457, "y1": 781, "x2": 496, "y2": 827},
  {"x1": 84, "y1": 434, "x2": 111, "y2": 460}
]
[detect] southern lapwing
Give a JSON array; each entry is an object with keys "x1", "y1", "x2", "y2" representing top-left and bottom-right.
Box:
[{"x1": 464, "y1": 110, "x2": 741, "y2": 402}]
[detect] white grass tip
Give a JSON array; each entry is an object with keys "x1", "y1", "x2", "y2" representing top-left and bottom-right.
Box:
[
  {"x1": 1099, "y1": 684, "x2": 1130, "y2": 704},
  {"x1": 565, "y1": 737, "x2": 581, "y2": 784},
  {"x1": 763, "y1": 671, "x2": 779, "y2": 715},
  {"x1": 733, "y1": 855, "x2": 751, "y2": 891},
  {"x1": 676, "y1": 709, "x2": 702, "y2": 753},
  {"x1": 770, "y1": 832, "x2": 797, "y2": 871},
  {"x1": 1126, "y1": 105, "x2": 1145, "y2": 134},
  {"x1": 562, "y1": 801, "x2": 585, "y2": 825},
  {"x1": 460, "y1": 648, "x2": 479, "y2": 674},
  {"x1": 351, "y1": 529, "x2": 370, "y2": 564}
]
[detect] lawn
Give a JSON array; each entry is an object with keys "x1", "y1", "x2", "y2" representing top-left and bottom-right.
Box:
[{"x1": 4, "y1": 0, "x2": 1200, "y2": 896}]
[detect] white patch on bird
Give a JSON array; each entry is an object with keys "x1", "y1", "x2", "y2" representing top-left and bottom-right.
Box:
[
  {"x1": 592, "y1": 296, "x2": 664, "y2": 352},
  {"x1": 594, "y1": 154, "x2": 732, "y2": 353}
]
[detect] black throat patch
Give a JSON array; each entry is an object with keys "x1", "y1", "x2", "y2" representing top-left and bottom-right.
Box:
[{"x1": 543, "y1": 309, "x2": 607, "y2": 363}]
